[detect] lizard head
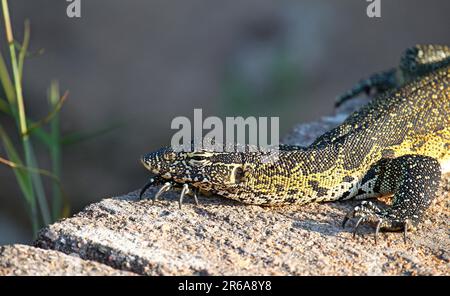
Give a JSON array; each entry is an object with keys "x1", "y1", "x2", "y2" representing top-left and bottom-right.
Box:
[{"x1": 141, "y1": 146, "x2": 246, "y2": 192}]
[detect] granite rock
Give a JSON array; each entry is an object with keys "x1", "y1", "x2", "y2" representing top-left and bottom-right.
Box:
[
  {"x1": 32, "y1": 97, "x2": 449, "y2": 275},
  {"x1": 0, "y1": 244, "x2": 136, "y2": 276}
]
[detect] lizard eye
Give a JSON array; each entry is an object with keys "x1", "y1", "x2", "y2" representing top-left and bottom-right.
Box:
[
  {"x1": 187, "y1": 152, "x2": 213, "y2": 163},
  {"x1": 191, "y1": 155, "x2": 205, "y2": 161}
]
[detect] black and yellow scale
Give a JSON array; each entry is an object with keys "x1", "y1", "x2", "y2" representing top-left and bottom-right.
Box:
[{"x1": 140, "y1": 45, "x2": 450, "y2": 240}]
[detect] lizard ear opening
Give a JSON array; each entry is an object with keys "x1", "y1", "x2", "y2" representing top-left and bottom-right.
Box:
[{"x1": 233, "y1": 166, "x2": 245, "y2": 184}]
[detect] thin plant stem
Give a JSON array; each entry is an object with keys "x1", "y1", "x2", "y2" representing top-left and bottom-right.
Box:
[
  {"x1": 2, "y1": 0, "x2": 51, "y2": 227},
  {"x1": 49, "y1": 81, "x2": 62, "y2": 220},
  {"x1": 0, "y1": 125, "x2": 38, "y2": 234}
]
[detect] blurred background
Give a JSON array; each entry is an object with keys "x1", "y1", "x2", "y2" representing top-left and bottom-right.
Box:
[{"x1": 0, "y1": 0, "x2": 449, "y2": 243}]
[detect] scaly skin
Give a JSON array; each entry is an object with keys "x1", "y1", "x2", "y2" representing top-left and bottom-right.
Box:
[{"x1": 140, "y1": 45, "x2": 450, "y2": 240}]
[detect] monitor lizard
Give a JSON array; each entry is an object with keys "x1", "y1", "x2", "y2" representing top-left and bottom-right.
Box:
[{"x1": 139, "y1": 44, "x2": 450, "y2": 242}]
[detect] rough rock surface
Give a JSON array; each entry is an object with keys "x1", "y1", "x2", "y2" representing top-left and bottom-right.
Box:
[
  {"x1": 31, "y1": 97, "x2": 449, "y2": 276},
  {"x1": 0, "y1": 244, "x2": 135, "y2": 276}
]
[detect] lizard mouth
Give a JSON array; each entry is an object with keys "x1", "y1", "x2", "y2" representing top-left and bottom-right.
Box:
[
  {"x1": 140, "y1": 158, "x2": 157, "y2": 174},
  {"x1": 140, "y1": 153, "x2": 163, "y2": 175}
]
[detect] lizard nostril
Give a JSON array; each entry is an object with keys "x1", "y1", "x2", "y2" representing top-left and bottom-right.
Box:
[{"x1": 163, "y1": 152, "x2": 176, "y2": 161}]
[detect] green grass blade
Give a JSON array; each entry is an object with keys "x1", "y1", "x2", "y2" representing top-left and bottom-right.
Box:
[
  {"x1": 0, "y1": 100, "x2": 53, "y2": 144},
  {"x1": 24, "y1": 140, "x2": 51, "y2": 225},
  {"x1": 1, "y1": 105, "x2": 54, "y2": 146},
  {"x1": 28, "y1": 123, "x2": 52, "y2": 146},
  {"x1": 25, "y1": 90, "x2": 68, "y2": 137},
  {"x1": 18, "y1": 19, "x2": 30, "y2": 82},
  {"x1": 0, "y1": 126, "x2": 33, "y2": 203},
  {"x1": 49, "y1": 81, "x2": 62, "y2": 220},
  {"x1": 0, "y1": 96, "x2": 10, "y2": 113},
  {"x1": 0, "y1": 125, "x2": 38, "y2": 231},
  {"x1": 61, "y1": 122, "x2": 124, "y2": 146},
  {"x1": 2, "y1": 0, "x2": 51, "y2": 226},
  {"x1": 0, "y1": 52, "x2": 15, "y2": 104}
]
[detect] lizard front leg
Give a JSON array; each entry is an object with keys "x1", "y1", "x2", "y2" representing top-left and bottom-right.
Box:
[
  {"x1": 336, "y1": 44, "x2": 450, "y2": 107},
  {"x1": 400, "y1": 44, "x2": 450, "y2": 80},
  {"x1": 343, "y1": 154, "x2": 441, "y2": 242},
  {"x1": 335, "y1": 68, "x2": 398, "y2": 107}
]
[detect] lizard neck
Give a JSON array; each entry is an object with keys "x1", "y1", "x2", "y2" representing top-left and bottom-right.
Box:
[{"x1": 234, "y1": 144, "x2": 371, "y2": 205}]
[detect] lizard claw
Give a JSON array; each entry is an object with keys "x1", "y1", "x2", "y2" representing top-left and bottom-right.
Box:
[
  {"x1": 178, "y1": 184, "x2": 201, "y2": 209},
  {"x1": 352, "y1": 216, "x2": 365, "y2": 238},
  {"x1": 154, "y1": 182, "x2": 172, "y2": 202},
  {"x1": 344, "y1": 204, "x2": 383, "y2": 244},
  {"x1": 193, "y1": 188, "x2": 199, "y2": 206},
  {"x1": 143, "y1": 181, "x2": 200, "y2": 209},
  {"x1": 179, "y1": 184, "x2": 189, "y2": 209},
  {"x1": 403, "y1": 220, "x2": 410, "y2": 243},
  {"x1": 139, "y1": 177, "x2": 164, "y2": 200},
  {"x1": 343, "y1": 201, "x2": 413, "y2": 243},
  {"x1": 343, "y1": 201, "x2": 385, "y2": 241},
  {"x1": 139, "y1": 178, "x2": 154, "y2": 200},
  {"x1": 342, "y1": 215, "x2": 350, "y2": 228},
  {"x1": 374, "y1": 219, "x2": 383, "y2": 244}
]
